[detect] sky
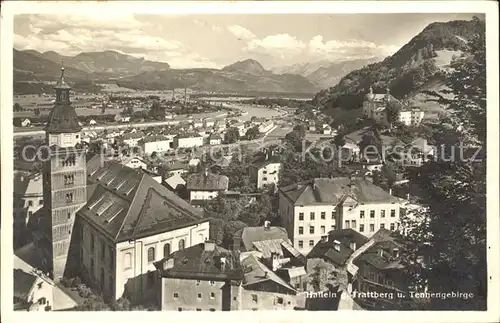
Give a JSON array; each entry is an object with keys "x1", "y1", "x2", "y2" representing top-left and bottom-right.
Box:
[{"x1": 13, "y1": 13, "x2": 479, "y2": 69}]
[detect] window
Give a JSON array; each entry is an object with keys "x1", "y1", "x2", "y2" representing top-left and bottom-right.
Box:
[
  {"x1": 196, "y1": 280, "x2": 201, "y2": 285},
  {"x1": 66, "y1": 193, "x2": 73, "y2": 203},
  {"x1": 178, "y1": 239, "x2": 185, "y2": 250},
  {"x1": 147, "y1": 247, "x2": 155, "y2": 262},
  {"x1": 298, "y1": 213, "x2": 304, "y2": 221},
  {"x1": 210, "y1": 292, "x2": 215, "y2": 299},
  {"x1": 197, "y1": 293, "x2": 202, "y2": 299},
  {"x1": 209, "y1": 308, "x2": 216, "y2": 312},
  {"x1": 277, "y1": 297, "x2": 284, "y2": 305},
  {"x1": 360, "y1": 210, "x2": 365, "y2": 218},
  {"x1": 196, "y1": 309, "x2": 201, "y2": 311},
  {"x1": 173, "y1": 293, "x2": 179, "y2": 298},
  {"x1": 28, "y1": 200, "x2": 33, "y2": 207},
  {"x1": 390, "y1": 223, "x2": 395, "y2": 231},
  {"x1": 391, "y1": 209, "x2": 396, "y2": 217},
  {"x1": 320, "y1": 226, "x2": 325, "y2": 234},
  {"x1": 380, "y1": 223, "x2": 385, "y2": 229},
  {"x1": 298, "y1": 240, "x2": 303, "y2": 248},
  {"x1": 351, "y1": 220, "x2": 356, "y2": 229},
  {"x1": 381, "y1": 210, "x2": 386, "y2": 218},
  {"x1": 39, "y1": 199, "x2": 43, "y2": 205},
  {"x1": 64, "y1": 174, "x2": 75, "y2": 185},
  {"x1": 209, "y1": 281, "x2": 215, "y2": 286},
  {"x1": 370, "y1": 210, "x2": 375, "y2": 218},
  {"x1": 38, "y1": 298, "x2": 47, "y2": 305},
  {"x1": 331, "y1": 225, "x2": 336, "y2": 230},
  {"x1": 68, "y1": 212, "x2": 71, "y2": 219},
  {"x1": 309, "y1": 240, "x2": 314, "y2": 247},
  {"x1": 178, "y1": 308, "x2": 182, "y2": 311},
  {"x1": 309, "y1": 226, "x2": 314, "y2": 234},
  {"x1": 124, "y1": 252, "x2": 132, "y2": 269},
  {"x1": 310, "y1": 212, "x2": 315, "y2": 220},
  {"x1": 252, "y1": 294, "x2": 258, "y2": 303},
  {"x1": 90, "y1": 233, "x2": 95, "y2": 251},
  {"x1": 370, "y1": 224, "x2": 375, "y2": 232},
  {"x1": 163, "y1": 243, "x2": 171, "y2": 258},
  {"x1": 331, "y1": 210, "x2": 336, "y2": 219},
  {"x1": 262, "y1": 177, "x2": 267, "y2": 181},
  {"x1": 298, "y1": 227, "x2": 304, "y2": 235},
  {"x1": 320, "y1": 212, "x2": 326, "y2": 219}
]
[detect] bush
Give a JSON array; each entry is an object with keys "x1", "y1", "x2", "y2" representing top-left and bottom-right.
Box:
[
  {"x1": 72, "y1": 276, "x2": 82, "y2": 288},
  {"x1": 60, "y1": 277, "x2": 73, "y2": 287},
  {"x1": 77, "y1": 284, "x2": 92, "y2": 298}
]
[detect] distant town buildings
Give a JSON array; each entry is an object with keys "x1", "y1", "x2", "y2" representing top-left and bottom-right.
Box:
[
  {"x1": 186, "y1": 170, "x2": 229, "y2": 202},
  {"x1": 249, "y1": 152, "x2": 281, "y2": 190}
]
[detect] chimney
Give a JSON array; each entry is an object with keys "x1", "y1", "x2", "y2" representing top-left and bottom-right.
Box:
[
  {"x1": 333, "y1": 240, "x2": 341, "y2": 252},
  {"x1": 204, "y1": 240, "x2": 215, "y2": 251},
  {"x1": 264, "y1": 220, "x2": 271, "y2": 230},
  {"x1": 271, "y1": 252, "x2": 280, "y2": 271},
  {"x1": 349, "y1": 242, "x2": 356, "y2": 251},
  {"x1": 220, "y1": 257, "x2": 226, "y2": 272}
]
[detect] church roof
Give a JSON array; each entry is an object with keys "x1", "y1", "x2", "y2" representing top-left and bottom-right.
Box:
[
  {"x1": 45, "y1": 67, "x2": 81, "y2": 133},
  {"x1": 80, "y1": 159, "x2": 207, "y2": 242}
]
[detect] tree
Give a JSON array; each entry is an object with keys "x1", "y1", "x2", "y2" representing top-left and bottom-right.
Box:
[
  {"x1": 385, "y1": 100, "x2": 400, "y2": 129},
  {"x1": 101, "y1": 104, "x2": 106, "y2": 114},
  {"x1": 33, "y1": 108, "x2": 40, "y2": 116},
  {"x1": 149, "y1": 101, "x2": 165, "y2": 120},
  {"x1": 224, "y1": 127, "x2": 240, "y2": 144},
  {"x1": 13, "y1": 103, "x2": 23, "y2": 112},
  {"x1": 245, "y1": 126, "x2": 260, "y2": 140},
  {"x1": 76, "y1": 294, "x2": 111, "y2": 311},
  {"x1": 398, "y1": 18, "x2": 486, "y2": 310}
]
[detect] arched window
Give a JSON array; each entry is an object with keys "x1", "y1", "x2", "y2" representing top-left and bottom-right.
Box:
[
  {"x1": 147, "y1": 247, "x2": 155, "y2": 262},
  {"x1": 163, "y1": 243, "x2": 171, "y2": 258},
  {"x1": 124, "y1": 252, "x2": 132, "y2": 269},
  {"x1": 178, "y1": 239, "x2": 185, "y2": 250}
]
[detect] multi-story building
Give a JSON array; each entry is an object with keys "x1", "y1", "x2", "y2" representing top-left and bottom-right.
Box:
[
  {"x1": 174, "y1": 133, "x2": 204, "y2": 149},
  {"x1": 278, "y1": 177, "x2": 402, "y2": 255},
  {"x1": 362, "y1": 86, "x2": 424, "y2": 126},
  {"x1": 120, "y1": 156, "x2": 148, "y2": 170},
  {"x1": 140, "y1": 135, "x2": 174, "y2": 155},
  {"x1": 155, "y1": 240, "x2": 244, "y2": 311},
  {"x1": 14, "y1": 269, "x2": 54, "y2": 311},
  {"x1": 186, "y1": 170, "x2": 229, "y2": 202},
  {"x1": 249, "y1": 155, "x2": 281, "y2": 190}
]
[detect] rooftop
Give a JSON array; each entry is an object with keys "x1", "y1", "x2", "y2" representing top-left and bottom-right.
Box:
[
  {"x1": 81, "y1": 159, "x2": 206, "y2": 242},
  {"x1": 279, "y1": 177, "x2": 400, "y2": 206},
  {"x1": 186, "y1": 172, "x2": 229, "y2": 191},
  {"x1": 241, "y1": 254, "x2": 296, "y2": 294},
  {"x1": 234, "y1": 226, "x2": 290, "y2": 252},
  {"x1": 155, "y1": 242, "x2": 244, "y2": 281},
  {"x1": 13, "y1": 269, "x2": 38, "y2": 300}
]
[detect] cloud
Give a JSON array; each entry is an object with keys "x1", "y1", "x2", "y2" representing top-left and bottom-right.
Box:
[
  {"x1": 14, "y1": 14, "x2": 218, "y2": 69},
  {"x1": 308, "y1": 35, "x2": 399, "y2": 60},
  {"x1": 227, "y1": 25, "x2": 256, "y2": 40},
  {"x1": 243, "y1": 34, "x2": 306, "y2": 59}
]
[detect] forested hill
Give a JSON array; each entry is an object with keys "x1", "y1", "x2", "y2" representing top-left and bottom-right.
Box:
[{"x1": 312, "y1": 17, "x2": 485, "y2": 109}]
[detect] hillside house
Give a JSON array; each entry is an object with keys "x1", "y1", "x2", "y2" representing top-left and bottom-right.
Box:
[{"x1": 249, "y1": 152, "x2": 281, "y2": 190}]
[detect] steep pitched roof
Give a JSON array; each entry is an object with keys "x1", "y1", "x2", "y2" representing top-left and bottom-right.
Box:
[
  {"x1": 186, "y1": 172, "x2": 229, "y2": 191},
  {"x1": 279, "y1": 177, "x2": 399, "y2": 206},
  {"x1": 80, "y1": 160, "x2": 205, "y2": 242},
  {"x1": 155, "y1": 243, "x2": 244, "y2": 281},
  {"x1": 241, "y1": 254, "x2": 296, "y2": 293},
  {"x1": 307, "y1": 229, "x2": 370, "y2": 266},
  {"x1": 45, "y1": 103, "x2": 82, "y2": 133},
  {"x1": 234, "y1": 226, "x2": 290, "y2": 251},
  {"x1": 13, "y1": 269, "x2": 38, "y2": 299},
  {"x1": 353, "y1": 228, "x2": 404, "y2": 271}
]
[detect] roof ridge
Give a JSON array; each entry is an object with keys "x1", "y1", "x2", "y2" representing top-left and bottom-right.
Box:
[{"x1": 116, "y1": 173, "x2": 146, "y2": 241}]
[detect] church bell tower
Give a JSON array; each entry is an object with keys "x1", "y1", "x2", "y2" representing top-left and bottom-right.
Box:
[{"x1": 41, "y1": 66, "x2": 87, "y2": 280}]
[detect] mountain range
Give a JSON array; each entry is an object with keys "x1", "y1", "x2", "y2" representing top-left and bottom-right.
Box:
[{"x1": 312, "y1": 18, "x2": 485, "y2": 117}]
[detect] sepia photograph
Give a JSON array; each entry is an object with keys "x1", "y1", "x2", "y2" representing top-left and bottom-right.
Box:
[{"x1": 1, "y1": 1, "x2": 498, "y2": 322}]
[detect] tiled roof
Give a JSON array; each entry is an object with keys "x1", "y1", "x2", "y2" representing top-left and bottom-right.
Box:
[
  {"x1": 307, "y1": 229, "x2": 370, "y2": 266},
  {"x1": 81, "y1": 160, "x2": 205, "y2": 242},
  {"x1": 186, "y1": 172, "x2": 229, "y2": 191},
  {"x1": 279, "y1": 177, "x2": 399, "y2": 206},
  {"x1": 234, "y1": 226, "x2": 289, "y2": 251},
  {"x1": 155, "y1": 242, "x2": 244, "y2": 281},
  {"x1": 353, "y1": 228, "x2": 404, "y2": 271},
  {"x1": 122, "y1": 131, "x2": 145, "y2": 140},
  {"x1": 241, "y1": 254, "x2": 296, "y2": 293},
  {"x1": 14, "y1": 269, "x2": 38, "y2": 299},
  {"x1": 142, "y1": 135, "x2": 173, "y2": 143}
]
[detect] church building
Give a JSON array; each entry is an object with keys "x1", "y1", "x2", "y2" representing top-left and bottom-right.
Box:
[{"x1": 34, "y1": 67, "x2": 210, "y2": 302}]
